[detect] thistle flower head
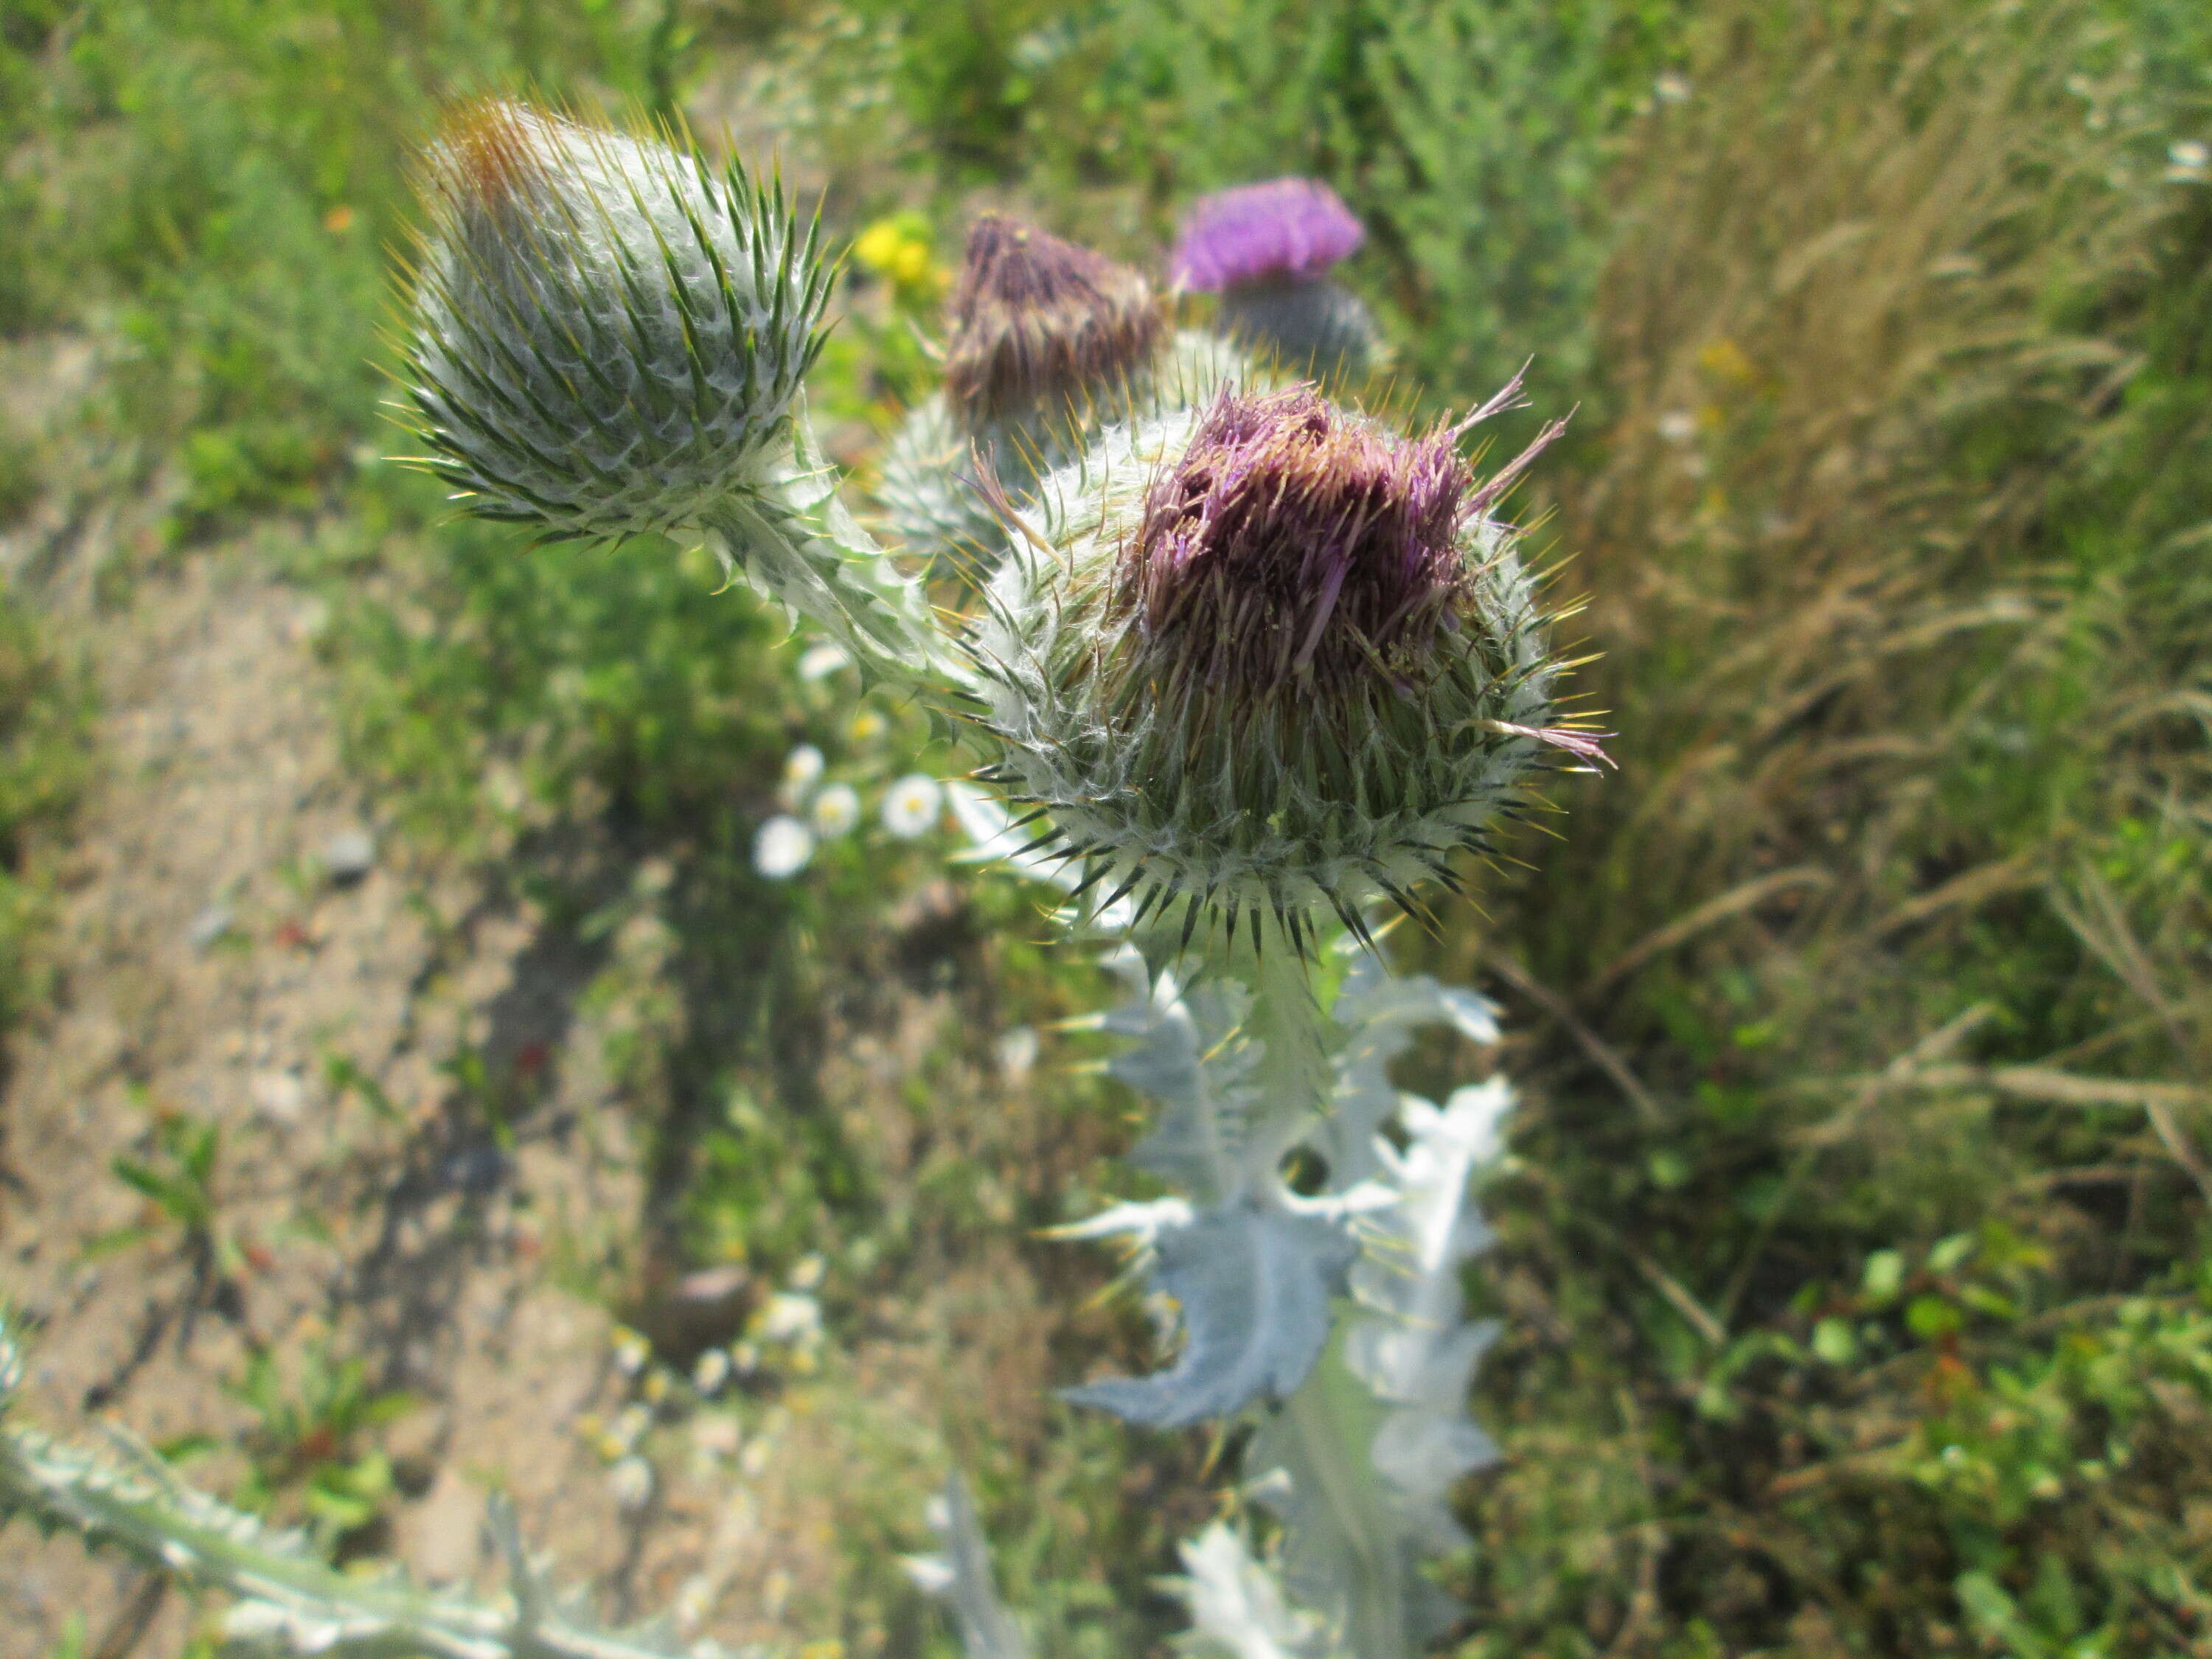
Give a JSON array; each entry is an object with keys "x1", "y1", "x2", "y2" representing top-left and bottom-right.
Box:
[
  {"x1": 401, "y1": 100, "x2": 827, "y2": 543},
  {"x1": 1121, "y1": 386, "x2": 1467, "y2": 686},
  {"x1": 1171, "y1": 179, "x2": 1365, "y2": 293},
  {"x1": 943, "y1": 215, "x2": 1165, "y2": 430},
  {"x1": 970, "y1": 378, "x2": 1579, "y2": 948}
]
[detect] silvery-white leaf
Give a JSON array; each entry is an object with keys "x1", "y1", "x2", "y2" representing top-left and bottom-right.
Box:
[
  {"x1": 1064, "y1": 1204, "x2": 1355, "y2": 1428},
  {"x1": 1091, "y1": 953, "x2": 1258, "y2": 1206},
  {"x1": 1169, "y1": 1523, "x2": 1332, "y2": 1659},
  {"x1": 1350, "y1": 1082, "x2": 1512, "y2": 1332},
  {"x1": 1243, "y1": 1337, "x2": 1455, "y2": 1658},
  {"x1": 1046, "y1": 1197, "x2": 1195, "y2": 1245},
  {"x1": 915, "y1": 1473, "x2": 1032, "y2": 1659},
  {"x1": 1323, "y1": 959, "x2": 1500, "y2": 1186}
]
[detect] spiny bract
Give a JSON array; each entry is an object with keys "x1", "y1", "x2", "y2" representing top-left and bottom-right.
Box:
[
  {"x1": 402, "y1": 100, "x2": 828, "y2": 543},
  {"x1": 969, "y1": 379, "x2": 1584, "y2": 949}
]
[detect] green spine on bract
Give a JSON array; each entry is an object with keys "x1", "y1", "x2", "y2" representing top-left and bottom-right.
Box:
[
  {"x1": 967, "y1": 377, "x2": 1585, "y2": 952},
  {"x1": 400, "y1": 100, "x2": 830, "y2": 544}
]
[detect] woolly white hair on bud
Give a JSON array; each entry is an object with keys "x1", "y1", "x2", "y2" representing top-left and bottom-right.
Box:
[
  {"x1": 967, "y1": 378, "x2": 1584, "y2": 950},
  {"x1": 402, "y1": 100, "x2": 827, "y2": 543}
]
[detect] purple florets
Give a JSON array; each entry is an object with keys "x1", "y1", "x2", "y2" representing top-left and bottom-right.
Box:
[
  {"x1": 1118, "y1": 386, "x2": 1475, "y2": 691},
  {"x1": 945, "y1": 215, "x2": 1164, "y2": 427},
  {"x1": 1170, "y1": 179, "x2": 1366, "y2": 293}
]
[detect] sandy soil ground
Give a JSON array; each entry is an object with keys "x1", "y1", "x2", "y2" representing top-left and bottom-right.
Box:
[{"x1": 0, "y1": 338, "x2": 1135, "y2": 1658}]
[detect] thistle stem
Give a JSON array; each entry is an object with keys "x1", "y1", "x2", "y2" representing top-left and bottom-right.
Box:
[
  {"x1": 709, "y1": 403, "x2": 972, "y2": 694},
  {"x1": 1235, "y1": 931, "x2": 1340, "y2": 1194},
  {"x1": 1222, "y1": 914, "x2": 1418, "y2": 1659},
  {"x1": 0, "y1": 1385, "x2": 696, "y2": 1659},
  {"x1": 1281, "y1": 1343, "x2": 1416, "y2": 1659}
]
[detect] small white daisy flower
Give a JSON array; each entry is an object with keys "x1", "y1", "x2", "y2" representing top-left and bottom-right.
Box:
[
  {"x1": 880, "y1": 774, "x2": 944, "y2": 839},
  {"x1": 1656, "y1": 410, "x2": 1697, "y2": 444},
  {"x1": 757, "y1": 1290, "x2": 822, "y2": 1346},
  {"x1": 2168, "y1": 139, "x2": 2210, "y2": 182},
  {"x1": 692, "y1": 1348, "x2": 731, "y2": 1395},
  {"x1": 778, "y1": 743, "x2": 824, "y2": 807},
  {"x1": 1653, "y1": 70, "x2": 1691, "y2": 104},
  {"x1": 608, "y1": 1454, "x2": 655, "y2": 1513},
  {"x1": 797, "y1": 642, "x2": 849, "y2": 681},
  {"x1": 753, "y1": 815, "x2": 815, "y2": 878},
  {"x1": 810, "y1": 782, "x2": 860, "y2": 838},
  {"x1": 995, "y1": 1026, "x2": 1040, "y2": 1081}
]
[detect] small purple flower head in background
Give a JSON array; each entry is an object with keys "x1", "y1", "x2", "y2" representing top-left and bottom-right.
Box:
[{"x1": 1170, "y1": 178, "x2": 1365, "y2": 293}]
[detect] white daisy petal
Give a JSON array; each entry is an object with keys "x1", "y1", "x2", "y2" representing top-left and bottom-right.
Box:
[
  {"x1": 810, "y1": 782, "x2": 860, "y2": 838},
  {"x1": 797, "y1": 643, "x2": 849, "y2": 681},
  {"x1": 881, "y1": 774, "x2": 945, "y2": 839},
  {"x1": 754, "y1": 815, "x2": 815, "y2": 878},
  {"x1": 778, "y1": 744, "x2": 825, "y2": 807}
]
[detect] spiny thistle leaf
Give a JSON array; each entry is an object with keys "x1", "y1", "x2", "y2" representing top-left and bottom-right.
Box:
[
  {"x1": 0, "y1": 1319, "x2": 710, "y2": 1659},
  {"x1": 904, "y1": 1473, "x2": 1034, "y2": 1659},
  {"x1": 1060, "y1": 1201, "x2": 1356, "y2": 1430},
  {"x1": 1169, "y1": 1523, "x2": 1335, "y2": 1659}
]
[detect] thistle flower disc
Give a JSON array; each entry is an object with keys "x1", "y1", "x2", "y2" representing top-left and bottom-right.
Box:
[
  {"x1": 970, "y1": 381, "x2": 1580, "y2": 945},
  {"x1": 402, "y1": 101, "x2": 828, "y2": 543}
]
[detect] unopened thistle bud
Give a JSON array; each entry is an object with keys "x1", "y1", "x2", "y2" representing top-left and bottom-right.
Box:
[
  {"x1": 970, "y1": 379, "x2": 1587, "y2": 950},
  {"x1": 402, "y1": 100, "x2": 827, "y2": 543},
  {"x1": 1172, "y1": 179, "x2": 1380, "y2": 383}
]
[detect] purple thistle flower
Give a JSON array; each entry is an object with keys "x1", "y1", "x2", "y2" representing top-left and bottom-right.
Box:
[
  {"x1": 945, "y1": 215, "x2": 1165, "y2": 428},
  {"x1": 969, "y1": 372, "x2": 1584, "y2": 939},
  {"x1": 1170, "y1": 179, "x2": 1366, "y2": 293},
  {"x1": 1118, "y1": 386, "x2": 1487, "y2": 690}
]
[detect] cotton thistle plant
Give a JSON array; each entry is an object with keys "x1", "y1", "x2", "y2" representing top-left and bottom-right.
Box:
[
  {"x1": 877, "y1": 214, "x2": 1247, "y2": 577},
  {"x1": 1172, "y1": 178, "x2": 1382, "y2": 384},
  {"x1": 12, "y1": 100, "x2": 1603, "y2": 1659}
]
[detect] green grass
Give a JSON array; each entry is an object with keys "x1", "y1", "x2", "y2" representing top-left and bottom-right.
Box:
[
  {"x1": 7, "y1": 0, "x2": 2212, "y2": 1652},
  {"x1": 0, "y1": 580, "x2": 89, "y2": 1040}
]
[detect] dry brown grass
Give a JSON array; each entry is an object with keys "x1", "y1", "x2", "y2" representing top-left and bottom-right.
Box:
[{"x1": 1481, "y1": 0, "x2": 2171, "y2": 1074}]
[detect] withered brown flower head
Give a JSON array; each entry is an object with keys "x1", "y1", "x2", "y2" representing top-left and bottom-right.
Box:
[
  {"x1": 1119, "y1": 385, "x2": 1477, "y2": 692},
  {"x1": 942, "y1": 215, "x2": 1166, "y2": 429}
]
